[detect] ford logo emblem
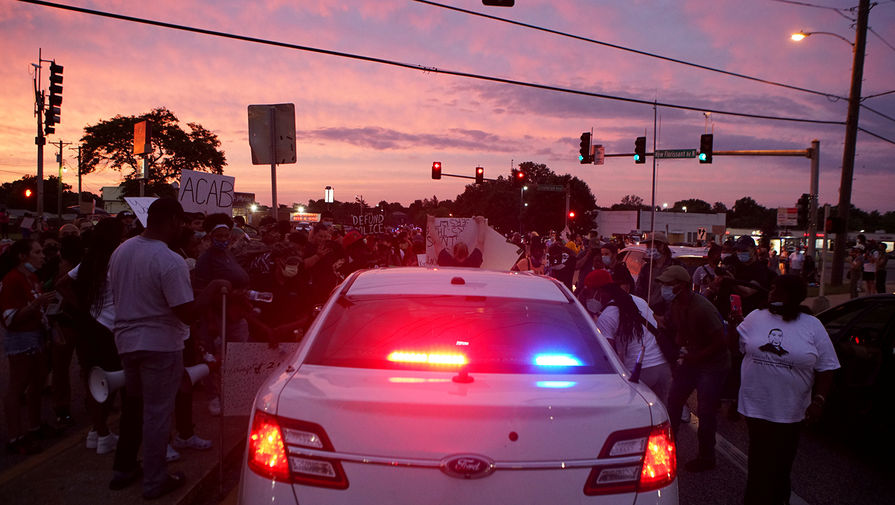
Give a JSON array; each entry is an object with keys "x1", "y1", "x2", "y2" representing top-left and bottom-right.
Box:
[{"x1": 440, "y1": 454, "x2": 495, "y2": 479}]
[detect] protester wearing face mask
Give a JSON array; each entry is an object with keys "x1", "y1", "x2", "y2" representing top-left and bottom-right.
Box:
[
  {"x1": 194, "y1": 213, "x2": 252, "y2": 416},
  {"x1": 0, "y1": 239, "x2": 58, "y2": 455},
  {"x1": 585, "y1": 270, "x2": 672, "y2": 407},
  {"x1": 633, "y1": 231, "x2": 675, "y2": 314},
  {"x1": 598, "y1": 242, "x2": 635, "y2": 293},
  {"x1": 659, "y1": 265, "x2": 730, "y2": 473},
  {"x1": 252, "y1": 243, "x2": 311, "y2": 345}
]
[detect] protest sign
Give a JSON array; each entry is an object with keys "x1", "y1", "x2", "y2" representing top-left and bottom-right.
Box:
[
  {"x1": 351, "y1": 213, "x2": 385, "y2": 235},
  {"x1": 178, "y1": 169, "x2": 236, "y2": 215},
  {"x1": 222, "y1": 342, "x2": 300, "y2": 416},
  {"x1": 123, "y1": 197, "x2": 158, "y2": 227},
  {"x1": 424, "y1": 217, "x2": 522, "y2": 270}
]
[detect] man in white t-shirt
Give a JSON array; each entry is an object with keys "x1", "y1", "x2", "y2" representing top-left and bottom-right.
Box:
[
  {"x1": 108, "y1": 199, "x2": 229, "y2": 499},
  {"x1": 788, "y1": 247, "x2": 804, "y2": 278}
]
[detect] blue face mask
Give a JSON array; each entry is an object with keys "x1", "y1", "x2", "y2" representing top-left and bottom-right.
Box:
[
  {"x1": 660, "y1": 285, "x2": 677, "y2": 302},
  {"x1": 601, "y1": 256, "x2": 612, "y2": 266},
  {"x1": 737, "y1": 252, "x2": 751, "y2": 263},
  {"x1": 212, "y1": 239, "x2": 229, "y2": 250},
  {"x1": 646, "y1": 248, "x2": 662, "y2": 261},
  {"x1": 23, "y1": 262, "x2": 37, "y2": 273}
]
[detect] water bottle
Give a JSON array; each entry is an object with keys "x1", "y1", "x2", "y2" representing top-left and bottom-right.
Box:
[{"x1": 248, "y1": 290, "x2": 273, "y2": 303}]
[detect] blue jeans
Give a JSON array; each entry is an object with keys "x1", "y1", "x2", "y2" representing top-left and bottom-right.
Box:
[
  {"x1": 113, "y1": 350, "x2": 182, "y2": 494},
  {"x1": 667, "y1": 363, "x2": 729, "y2": 461}
]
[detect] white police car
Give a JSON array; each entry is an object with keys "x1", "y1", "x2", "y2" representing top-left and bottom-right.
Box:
[{"x1": 239, "y1": 267, "x2": 677, "y2": 504}]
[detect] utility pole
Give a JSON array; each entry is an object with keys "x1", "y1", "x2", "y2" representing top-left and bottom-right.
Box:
[
  {"x1": 33, "y1": 49, "x2": 45, "y2": 220},
  {"x1": 53, "y1": 139, "x2": 71, "y2": 221},
  {"x1": 807, "y1": 139, "x2": 819, "y2": 259},
  {"x1": 831, "y1": 0, "x2": 870, "y2": 286}
]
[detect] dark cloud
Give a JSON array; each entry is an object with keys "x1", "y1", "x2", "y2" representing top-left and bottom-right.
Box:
[{"x1": 300, "y1": 126, "x2": 519, "y2": 152}]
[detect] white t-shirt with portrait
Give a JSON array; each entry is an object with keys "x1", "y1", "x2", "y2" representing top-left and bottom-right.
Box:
[{"x1": 737, "y1": 309, "x2": 840, "y2": 423}]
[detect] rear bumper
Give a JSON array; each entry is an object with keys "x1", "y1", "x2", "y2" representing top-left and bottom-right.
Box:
[{"x1": 239, "y1": 457, "x2": 678, "y2": 505}]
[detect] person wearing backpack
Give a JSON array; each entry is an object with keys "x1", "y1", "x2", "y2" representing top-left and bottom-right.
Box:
[{"x1": 585, "y1": 270, "x2": 672, "y2": 408}]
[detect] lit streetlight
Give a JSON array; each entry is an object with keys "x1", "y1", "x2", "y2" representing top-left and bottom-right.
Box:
[{"x1": 682, "y1": 206, "x2": 688, "y2": 213}]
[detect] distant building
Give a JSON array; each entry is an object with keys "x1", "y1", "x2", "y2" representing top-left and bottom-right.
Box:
[{"x1": 596, "y1": 210, "x2": 726, "y2": 244}]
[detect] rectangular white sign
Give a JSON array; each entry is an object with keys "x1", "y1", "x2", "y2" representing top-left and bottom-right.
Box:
[
  {"x1": 424, "y1": 217, "x2": 522, "y2": 270},
  {"x1": 178, "y1": 169, "x2": 236, "y2": 215}
]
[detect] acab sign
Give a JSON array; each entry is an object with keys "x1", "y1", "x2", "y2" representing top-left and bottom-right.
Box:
[{"x1": 178, "y1": 169, "x2": 236, "y2": 215}]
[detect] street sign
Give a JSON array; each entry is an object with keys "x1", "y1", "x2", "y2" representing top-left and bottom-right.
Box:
[
  {"x1": 655, "y1": 149, "x2": 697, "y2": 159},
  {"x1": 248, "y1": 103, "x2": 297, "y2": 165},
  {"x1": 697, "y1": 227, "x2": 707, "y2": 241},
  {"x1": 536, "y1": 184, "x2": 565, "y2": 192},
  {"x1": 777, "y1": 207, "x2": 798, "y2": 227},
  {"x1": 594, "y1": 145, "x2": 605, "y2": 165}
]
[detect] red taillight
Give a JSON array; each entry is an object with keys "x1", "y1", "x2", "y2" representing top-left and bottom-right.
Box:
[
  {"x1": 583, "y1": 422, "x2": 676, "y2": 496},
  {"x1": 248, "y1": 411, "x2": 290, "y2": 481},
  {"x1": 639, "y1": 422, "x2": 677, "y2": 491},
  {"x1": 247, "y1": 411, "x2": 349, "y2": 489}
]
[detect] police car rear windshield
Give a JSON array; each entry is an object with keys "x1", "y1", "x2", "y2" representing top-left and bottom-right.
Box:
[{"x1": 304, "y1": 295, "x2": 613, "y2": 374}]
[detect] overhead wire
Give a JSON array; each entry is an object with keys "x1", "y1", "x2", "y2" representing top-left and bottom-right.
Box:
[
  {"x1": 414, "y1": 1, "x2": 895, "y2": 127},
  {"x1": 16, "y1": 0, "x2": 895, "y2": 145}
]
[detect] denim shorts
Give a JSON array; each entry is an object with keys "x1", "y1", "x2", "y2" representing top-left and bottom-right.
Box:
[{"x1": 2, "y1": 329, "x2": 45, "y2": 356}]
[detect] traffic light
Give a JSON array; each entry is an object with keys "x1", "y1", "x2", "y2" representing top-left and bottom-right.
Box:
[
  {"x1": 45, "y1": 62, "x2": 63, "y2": 136},
  {"x1": 797, "y1": 193, "x2": 810, "y2": 225},
  {"x1": 568, "y1": 210, "x2": 576, "y2": 219},
  {"x1": 475, "y1": 166, "x2": 484, "y2": 184},
  {"x1": 579, "y1": 132, "x2": 592, "y2": 164},
  {"x1": 511, "y1": 168, "x2": 526, "y2": 187},
  {"x1": 432, "y1": 161, "x2": 441, "y2": 180},
  {"x1": 24, "y1": 188, "x2": 32, "y2": 198},
  {"x1": 482, "y1": 0, "x2": 515, "y2": 6},
  {"x1": 634, "y1": 136, "x2": 646, "y2": 164},
  {"x1": 699, "y1": 134, "x2": 713, "y2": 164}
]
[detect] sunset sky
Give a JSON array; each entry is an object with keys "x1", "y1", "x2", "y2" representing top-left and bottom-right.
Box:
[{"x1": 2, "y1": 0, "x2": 894, "y2": 212}]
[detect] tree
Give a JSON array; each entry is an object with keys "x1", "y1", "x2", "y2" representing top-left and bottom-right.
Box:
[
  {"x1": 712, "y1": 201, "x2": 728, "y2": 214},
  {"x1": 611, "y1": 194, "x2": 646, "y2": 211},
  {"x1": 80, "y1": 107, "x2": 226, "y2": 195},
  {"x1": 0, "y1": 175, "x2": 79, "y2": 214},
  {"x1": 672, "y1": 198, "x2": 712, "y2": 213}
]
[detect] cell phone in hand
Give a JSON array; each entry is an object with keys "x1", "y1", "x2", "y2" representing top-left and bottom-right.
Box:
[{"x1": 730, "y1": 294, "x2": 743, "y2": 318}]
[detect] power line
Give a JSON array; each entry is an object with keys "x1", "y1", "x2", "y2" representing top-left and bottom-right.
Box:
[
  {"x1": 414, "y1": 1, "x2": 895, "y2": 128},
  {"x1": 414, "y1": 0, "x2": 847, "y2": 101},
  {"x1": 17, "y1": 0, "x2": 895, "y2": 145},
  {"x1": 869, "y1": 26, "x2": 895, "y2": 52}
]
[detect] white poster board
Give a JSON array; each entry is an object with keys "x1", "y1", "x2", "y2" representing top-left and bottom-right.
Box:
[
  {"x1": 123, "y1": 197, "x2": 158, "y2": 227},
  {"x1": 424, "y1": 217, "x2": 522, "y2": 270},
  {"x1": 178, "y1": 169, "x2": 236, "y2": 215},
  {"x1": 221, "y1": 342, "x2": 301, "y2": 416}
]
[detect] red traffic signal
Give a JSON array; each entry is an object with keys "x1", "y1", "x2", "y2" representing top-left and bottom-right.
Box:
[
  {"x1": 568, "y1": 211, "x2": 576, "y2": 219},
  {"x1": 475, "y1": 166, "x2": 484, "y2": 184},
  {"x1": 24, "y1": 189, "x2": 33, "y2": 198},
  {"x1": 432, "y1": 161, "x2": 442, "y2": 180}
]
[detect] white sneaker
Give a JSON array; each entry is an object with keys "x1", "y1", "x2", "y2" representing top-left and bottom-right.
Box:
[
  {"x1": 172, "y1": 434, "x2": 212, "y2": 451},
  {"x1": 208, "y1": 397, "x2": 221, "y2": 416},
  {"x1": 96, "y1": 433, "x2": 118, "y2": 455},
  {"x1": 86, "y1": 430, "x2": 98, "y2": 449},
  {"x1": 166, "y1": 444, "x2": 181, "y2": 462}
]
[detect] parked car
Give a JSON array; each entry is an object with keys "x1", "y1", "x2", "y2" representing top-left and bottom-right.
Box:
[
  {"x1": 815, "y1": 294, "x2": 895, "y2": 435},
  {"x1": 239, "y1": 267, "x2": 677, "y2": 505},
  {"x1": 618, "y1": 245, "x2": 708, "y2": 282}
]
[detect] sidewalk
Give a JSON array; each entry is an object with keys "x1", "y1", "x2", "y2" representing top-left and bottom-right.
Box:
[{"x1": 0, "y1": 390, "x2": 248, "y2": 505}]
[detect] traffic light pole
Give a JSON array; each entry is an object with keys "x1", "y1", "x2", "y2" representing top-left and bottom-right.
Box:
[{"x1": 34, "y1": 49, "x2": 45, "y2": 220}]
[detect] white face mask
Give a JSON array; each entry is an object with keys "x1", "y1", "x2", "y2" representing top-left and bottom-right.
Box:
[
  {"x1": 646, "y1": 248, "x2": 662, "y2": 261},
  {"x1": 586, "y1": 298, "x2": 603, "y2": 315},
  {"x1": 282, "y1": 265, "x2": 300, "y2": 278},
  {"x1": 737, "y1": 252, "x2": 752, "y2": 263},
  {"x1": 601, "y1": 255, "x2": 612, "y2": 266},
  {"x1": 660, "y1": 285, "x2": 677, "y2": 302}
]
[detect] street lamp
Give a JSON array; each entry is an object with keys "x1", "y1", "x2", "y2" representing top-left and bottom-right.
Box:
[
  {"x1": 790, "y1": 0, "x2": 870, "y2": 286},
  {"x1": 297, "y1": 205, "x2": 305, "y2": 214},
  {"x1": 683, "y1": 206, "x2": 687, "y2": 213},
  {"x1": 790, "y1": 30, "x2": 854, "y2": 47}
]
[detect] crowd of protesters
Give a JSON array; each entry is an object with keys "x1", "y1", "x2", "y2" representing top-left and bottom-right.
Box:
[{"x1": 0, "y1": 203, "x2": 879, "y2": 503}]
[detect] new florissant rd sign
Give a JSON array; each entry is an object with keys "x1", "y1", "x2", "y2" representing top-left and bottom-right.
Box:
[{"x1": 655, "y1": 149, "x2": 697, "y2": 159}]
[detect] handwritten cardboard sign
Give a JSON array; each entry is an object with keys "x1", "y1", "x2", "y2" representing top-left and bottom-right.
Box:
[
  {"x1": 424, "y1": 217, "x2": 522, "y2": 270},
  {"x1": 221, "y1": 342, "x2": 300, "y2": 416},
  {"x1": 351, "y1": 213, "x2": 385, "y2": 235},
  {"x1": 178, "y1": 169, "x2": 236, "y2": 215}
]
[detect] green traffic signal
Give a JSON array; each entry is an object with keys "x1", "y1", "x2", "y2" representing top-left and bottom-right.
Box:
[{"x1": 698, "y1": 153, "x2": 707, "y2": 162}]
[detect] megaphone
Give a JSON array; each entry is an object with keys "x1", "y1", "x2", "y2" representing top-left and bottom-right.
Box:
[
  {"x1": 89, "y1": 367, "x2": 125, "y2": 403},
  {"x1": 182, "y1": 364, "x2": 210, "y2": 389}
]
